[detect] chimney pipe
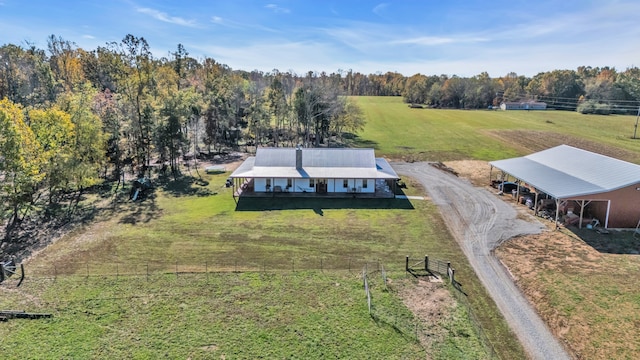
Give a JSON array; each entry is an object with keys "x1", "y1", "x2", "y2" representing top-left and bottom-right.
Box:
[{"x1": 296, "y1": 145, "x2": 302, "y2": 170}]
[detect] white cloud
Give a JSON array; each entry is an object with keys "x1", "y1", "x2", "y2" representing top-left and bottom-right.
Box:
[
  {"x1": 372, "y1": 3, "x2": 388, "y2": 16},
  {"x1": 265, "y1": 4, "x2": 290, "y2": 14},
  {"x1": 82, "y1": 34, "x2": 96, "y2": 39},
  {"x1": 137, "y1": 7, "x2": 198, "y2": 27},
  {"x1": 394, "y1": 36, "x2": 488, "y2": 46}
]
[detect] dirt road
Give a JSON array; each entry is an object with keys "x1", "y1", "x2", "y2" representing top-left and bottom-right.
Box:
[{"x1": 393, "y1": 162, "x2": 571, "y2": 360}]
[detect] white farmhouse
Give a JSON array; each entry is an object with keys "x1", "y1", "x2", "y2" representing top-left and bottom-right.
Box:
[{"x1": 229, "y1": 147, "x2": 399, "y2": 197}]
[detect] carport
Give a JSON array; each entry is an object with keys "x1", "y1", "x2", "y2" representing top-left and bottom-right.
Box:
[{"x1": 489, "y1": 145, "x2": 640, "y2": 229}]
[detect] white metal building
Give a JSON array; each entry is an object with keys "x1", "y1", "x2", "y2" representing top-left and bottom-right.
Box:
[{"x1": 500, "y1": 101, "x2": 547, "y2": 110}]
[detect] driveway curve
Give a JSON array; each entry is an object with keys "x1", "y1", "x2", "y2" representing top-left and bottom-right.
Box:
[{"x1": 393, "y1": 162, "x2": 571, "y2": 360}]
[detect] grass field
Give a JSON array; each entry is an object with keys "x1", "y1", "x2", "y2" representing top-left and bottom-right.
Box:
[
  {"x1": 1, "y1": 273, "x2": 434, "y2": 358},
  {"x1": 3, "y1": 96, "x2": 640, "y2": 359},
  {"x1": 352, "y1": 96, "x2": 640, "y2": 163},
  {"x1": 0, "y1": 172, "x2": 506, "y2": 359}
]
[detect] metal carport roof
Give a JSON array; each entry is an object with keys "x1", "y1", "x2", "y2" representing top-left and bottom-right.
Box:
[{"x1": 489, "y1": 144, "x2": 640, "y2": 199}]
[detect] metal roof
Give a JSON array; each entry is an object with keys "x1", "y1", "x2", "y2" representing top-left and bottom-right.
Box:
[
  {"x1": 489, "y1": 144, "x2": 640, "y2": 199},
  {"x1": 230, "y1": 148, "x2": 398, "y2": 179}
]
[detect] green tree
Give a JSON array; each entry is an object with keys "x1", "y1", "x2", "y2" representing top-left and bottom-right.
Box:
[
  {"x1": 57, "y1": 84, "x2": 107, "y2": 206},
  {"x1": 331, "y1": 98, "x2": 365, "y2": 144},
  {"x1": 267, "y1": 77, "x2": 288, "y2": 147},
  {"x1": 526, "y1": 70, "x2": 584, "y2": 110},
  {"x1": 28, "y1": 107, "x2": 75, "y2": 205},
  {"x1": 0, "y1": 99, "x2": 45, "y2": 234}
]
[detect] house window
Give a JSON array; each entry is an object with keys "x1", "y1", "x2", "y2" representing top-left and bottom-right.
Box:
[
  {"x1": 287, "y1": 178, "x2": 292, "y2": 188},
  {"x1": 343, "y1": 179, "x2": 349, "y2": 188},
  {"x1": 310, "y1": 179, "x2": 315, "y2": 187},
  {"x1": 362, "y1": 179, "x2": 368, "y2": 189}
]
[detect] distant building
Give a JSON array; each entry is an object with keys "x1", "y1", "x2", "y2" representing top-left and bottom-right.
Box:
[{"x1": 500, "y1": 101, "x2": 547, "y2": 110}]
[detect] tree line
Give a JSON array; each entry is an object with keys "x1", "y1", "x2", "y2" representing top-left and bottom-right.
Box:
[{"x1": 2, "y1": 34, "x2": 640, "y2": 237}]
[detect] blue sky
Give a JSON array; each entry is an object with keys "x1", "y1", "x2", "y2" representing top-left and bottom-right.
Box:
[{"x1": 1, "y1": 0, "x2": 639, "y2": 77}]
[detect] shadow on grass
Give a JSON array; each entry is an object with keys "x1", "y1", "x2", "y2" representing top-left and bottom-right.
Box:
[
  {"x1": 118, "y1": 191, "x2": 162, "y2": 225},
  {"x1": 566, "y1": 227, "x2": 640, "y2": 255},
  {"x1": 235, "y1": 197, "x2": 414, "y2": 212},
  {"x1": 343, "y1": 133, "x2": 379, "y2": 149},
  {"x1": 154, "y1": 174, "x2": 215, "y2": 197}
]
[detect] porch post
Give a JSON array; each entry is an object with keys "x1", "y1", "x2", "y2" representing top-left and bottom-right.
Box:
[{"x1": 579, "y1": 200, "x2": 585, "y2": 229}]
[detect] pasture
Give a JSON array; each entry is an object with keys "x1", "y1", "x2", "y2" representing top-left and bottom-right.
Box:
[
  {"x1": 2, "y1": 96, "x2": 639, "y2": 359},
  {"x1": 352, "y1": 96, "x2": 640, "y2": 162},
  {"x1": 0, "y1": 172, "x2": 503, "y2": 359}
]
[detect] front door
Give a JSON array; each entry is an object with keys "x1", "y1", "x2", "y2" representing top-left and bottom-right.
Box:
[{"x1": 316, "y1": 179, "x2": 327, "y2": 193}]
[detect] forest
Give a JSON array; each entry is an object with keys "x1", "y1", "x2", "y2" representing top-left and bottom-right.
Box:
[{"x1": 1, "y1": 34, "x2": 640, "y2": 237}]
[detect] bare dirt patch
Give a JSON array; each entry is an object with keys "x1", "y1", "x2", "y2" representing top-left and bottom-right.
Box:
[
  {"x1": 394, "y1": 279, "x2": 456, "y2": 356},
  {"x1": 444, "y1": 160, "x2": 491, "y2": 186}
]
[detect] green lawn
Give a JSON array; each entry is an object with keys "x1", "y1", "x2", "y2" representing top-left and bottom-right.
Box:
[
  {"x1": 1, "y1": 273, "x2": 429, "y2": 358},
  {"x1": 352, "y1": 96, "x2": 640, "y2": 162},
  {"x1": 0, "y1": 172, "x2": 509, "y2": 359}
]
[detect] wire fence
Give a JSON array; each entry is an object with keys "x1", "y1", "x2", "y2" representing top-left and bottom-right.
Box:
[
  {"x1": 20, "y1": 256, "x2": 406, "y2": 281},
  {"x1": 404, "y1": 255, "x2": 499, "y2": 359},
  {"x1": 11, "y1": 255, "x2": 498, "y2": 358}
]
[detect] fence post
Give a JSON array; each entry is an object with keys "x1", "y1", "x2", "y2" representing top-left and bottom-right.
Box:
[
  {"x1": 405, "y1": 256, "x2": 409, "y2": 272},
  {"x1": 86, "y1": 263, "x2": 89, "y2": 278},
  {"x1": 451, "y1": 268, "x2": 455, "y2": 285},
  {"x1": 320, "y1": 258, "x2": 323, "y2": 272},
  {"x1": 146, "y1": 264, "x2": 149, "y2": 282},
  {"x1": 205, "y1": 261, "x2": 209, "y2": 282},
  {"x1": 116, "y1": 263, "x2": 119, "y2": 280},
  {"x1": 175, "y1": 261, "x2": 178, "y2": 278},
  {"x1": 424, "y1": 255, "x2": 429, "y2": 273},
  {"x1": 54, "y1": 265, "x2": 57, "y2": 281},
  {"x1": 0, "y1": 263, "x2": 4, "y2": 283}
]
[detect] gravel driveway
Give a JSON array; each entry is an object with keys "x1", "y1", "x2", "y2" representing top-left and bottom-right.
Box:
[{"x1": 393, "y1": 162, "x2": 571, "y2": 360}]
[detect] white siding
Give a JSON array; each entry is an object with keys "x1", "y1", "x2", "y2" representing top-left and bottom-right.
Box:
[
  {"x1": 254, "y1": 178, "x2": 268, "y2": 192},
  {"x1": 253, "y1": 177, "x2": 375, "y2": 193}
]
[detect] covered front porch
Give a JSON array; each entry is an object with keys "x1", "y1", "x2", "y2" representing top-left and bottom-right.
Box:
[{"x1": 231, "y1": 178, "x2": 397, "y2": 199}]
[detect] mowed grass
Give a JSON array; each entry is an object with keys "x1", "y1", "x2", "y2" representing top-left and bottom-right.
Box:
[
  {"x1": 0, "y1": 273, "x2": 428, "y2": 358},
  {"x1": 1, "y1": 174, "x2": 505, "y2": 359},
  {"x1": 352, "y1": 96, "x2": 640, "y2": 162}
]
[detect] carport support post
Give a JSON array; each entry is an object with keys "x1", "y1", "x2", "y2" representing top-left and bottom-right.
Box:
[
  {"x1": 533, "y1": 190, "x2": 539, "y2": 216},
  {"x1": 555, "y1": 199, "x2": 561, "y2": 229},
  {"x1": 579, "y1": 200, "x2": 586, "y2": 229}
]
